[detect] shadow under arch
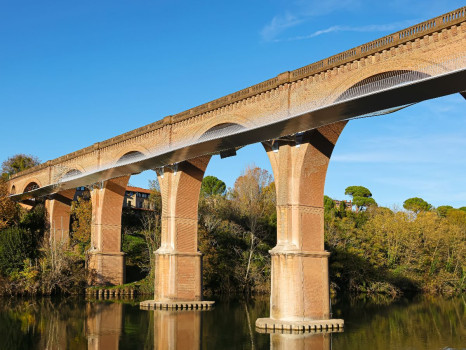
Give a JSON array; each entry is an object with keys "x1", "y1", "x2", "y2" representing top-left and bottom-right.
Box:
[
  {"x1": 64, "y1": 168, "x2": 82, "y2": 177},
  {"x1": 60, "y1": 168, "x2": 82, "y2": 183},
  {"x1": 23, "y1": 181, "x2": 40, "y2": 193},
  {"x1": 198, "y1": 122, "x2": 246, "y2": 142},
  {"x1": 197, "y1": 122, "x2": 248, "y2": 159},
  {"x1": 116, "y1": 151, "x2": 147, "y2": 176},
  {"x1": 117, "y1": 151, "x2": 145, "y2": 164},
  {"x1": 335, "y1": 70, "x2": 431, "y2": 116}
]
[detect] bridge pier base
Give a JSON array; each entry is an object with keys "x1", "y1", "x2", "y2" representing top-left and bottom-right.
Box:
[
  {"x1": 257, "y1": 122, "x2": 347, "y2": 331},
  {"x1": 88, "y1": 176, "x2": 130, "y2": 286},
  {"x1": 154, "y1": 250, "x2": 203, "y2": 302},
  {"x1": 88, "y1": 252, "x2": 126, "y2": 286},
  {"x1": 150, "y1": 156, "x2": 212, "y2": 304}
]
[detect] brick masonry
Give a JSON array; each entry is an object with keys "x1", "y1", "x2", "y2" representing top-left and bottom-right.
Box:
[
  {"x1": 5, "y1": 9, "x2": 466, "y2": 323},
  {"x1": 154, "y1": 156, "x2": 210, "y2": 301}
]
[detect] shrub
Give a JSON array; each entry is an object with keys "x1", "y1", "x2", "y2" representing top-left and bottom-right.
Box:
[{"x1": 0, "y1": 227, "x2": 38, "y2": 275}]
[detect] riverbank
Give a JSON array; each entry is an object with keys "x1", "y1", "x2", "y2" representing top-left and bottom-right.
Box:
[{"x1": 1, "y1": 176, "x2": 464, "y2": 298}]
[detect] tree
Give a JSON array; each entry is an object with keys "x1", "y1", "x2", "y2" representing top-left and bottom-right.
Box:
[
  {"x1": 70, "y1": 197, "x2": 92, "y2": 255},
  {"x1": 148, "y1": 179, "x2": 162, "y2": 213},
  {"x1": 345, "y1": 186, "x2": 372, "y2": 198},
  {"x1": 353, "y1": 196, "x2": 377, "y2": 211},
  {"x1": 436, "y1": 205, "x2": 453, "y2": 218},
  {"x1": 231, "y1": 165, "x2": 275, "y2": 291},
  {"x1": 1, "y1": 154, "x2": 40, "y2": 178},
  {"x1": 324, "y1": 195, "x2": 335, "y2": 213},
  {"x1": 345, "y1": 186, "x2": 376, "y2": 211},
  {"x1": 0, "y1": 182, "x2": 17, "y2": 230},
  {"x1": 18, "y1": 202, "x2": 46, "y2": 234},
  {"x1": 403, "y1": 197, "x2": 432, "y2": 214},
  {"x1": 458, "y1": 206, "x2": 466, "y2": 212},
  {"x1": 201, "y1": 176, "x2": 226, "y2": 197},
  {"x1": 0, "y1": 227, "x2": 38, "y2": 275}
]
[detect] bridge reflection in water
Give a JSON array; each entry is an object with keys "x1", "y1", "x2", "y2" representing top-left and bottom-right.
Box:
[
  {"x1": 153, "y1": 310, "x2": 202, "y2": 349},
  {"x1": 270, "y1": 333, "x2": 331, "y2": 350},
  {"x1": 2, "y1": 296, "x2": 463, "y2": 349},
  {"x1": 87, "y1": 303, "x2": 123, "y2": 350},
  {"x1": 85, "y1": 301, "x2": 334, "y2": 350}
]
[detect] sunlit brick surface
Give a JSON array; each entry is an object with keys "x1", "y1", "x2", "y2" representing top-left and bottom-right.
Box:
[
  {"x1": 260, "y1": 122, "x2": 346, "y2": 322},
  {"x1": 45, "y1": 188, "x2": 75, "y2": 245},
  {"x1": 6, "y1": 10, "x2": 466, "y2": 325},
  {"x1": 154, "y1": 156, "x2": 210, "y2": 302},
  {"x1": 88, "y1": 176, "x2": 129, "y2": 285}
]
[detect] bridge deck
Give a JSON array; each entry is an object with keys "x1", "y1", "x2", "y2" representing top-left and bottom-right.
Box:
[{"x1": 6, "y1": 6, "x2": 466, "y2": 200}]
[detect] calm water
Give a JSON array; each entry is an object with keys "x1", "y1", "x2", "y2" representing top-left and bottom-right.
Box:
[{"x1": 0, "y1": 295, "x2": 464, "y2": 349}]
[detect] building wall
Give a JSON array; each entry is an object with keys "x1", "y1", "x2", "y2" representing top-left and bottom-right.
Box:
[{"x1": 123, "y1": 187, "x2": 153, "y2": 210}]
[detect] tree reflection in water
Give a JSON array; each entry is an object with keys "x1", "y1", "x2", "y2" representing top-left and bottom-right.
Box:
[
  {"x1": 332, "y1": 295, "x2": 466, "y2": 350},
  {"x1": 0, "y1": 295, "x2": 464, "y2": 349}
]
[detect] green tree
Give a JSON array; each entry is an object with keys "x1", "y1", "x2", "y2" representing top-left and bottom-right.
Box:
[
  {"x1": 0, "y1": 182, "x2": 17, "y2": 230},
  {"x1": 148, "y1": 179, "x2": 162, "y2": 213},
  {"x1": 353, "y1": 197, "x2": 377, "y2": 211},
  {"x1": 345, "y1": 186, "x2": 372, "y2": 198},
  {"x1": 459, "y1": 207, "x2": 466, "y2": 212},
  {"x1": 70, "y1": 197, "x2": 92, "y2": 255},
  {"x1": 0, "y1": 227, "x2": 39, "y2": 275},
  {"x1": 201, "y1": 176, "x2": 226, "y2": 197},
  {"x1": 19, "y1": 203, "x2": 46, "y2": 234},
  {"x1": 436, "y1": 205, "x2": 453, "y2": 218},
  {"x1": 1, "y1": 154, "x2": 40, "y2": 178},
  {"x1": 345, "y1": 186, "x2": 376, "y2": 211},
  {"x1": 324, "y1": 195, "x2": 335, "y2": 212},
  {"x1": 403, "y1": 197, "x2": 432, "y2": 213}
]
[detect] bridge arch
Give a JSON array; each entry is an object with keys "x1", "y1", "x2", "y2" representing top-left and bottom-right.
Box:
[
  {"x1": 115, "y1": 146, "x2": 150, "y2": 165},
  {"x1": 66, "y1": 165, "x2": 85, "y2": 174},
  {"x1": 85, "y1": 147, "x2": 150, "y2": 285},
  {"x1": 328, "y1": 57, "x2": 437, "y2": 104},
  {"x1": 197, "y1": 122, "x2": 247, "y2": 146},
  {"x1": 335, "y1": 69, "x2": 431, "y2": 103},
  {"x1": 60, "y1": 168, "x2": 83, "y2": 181},
  {"x1": 22, "y1": 180, "x2": 41, "y2": 193},
  {"x1": 10, "y1": 185, "x2": 16, "y2": 195},
  {"x1": 191, "y1": 116, "x2": 251, "y2": 142}
]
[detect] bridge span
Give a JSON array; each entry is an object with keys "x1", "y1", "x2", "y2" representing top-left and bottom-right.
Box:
[{"x1": 5, "y1": 7, "x2": 466, "y2": 330}]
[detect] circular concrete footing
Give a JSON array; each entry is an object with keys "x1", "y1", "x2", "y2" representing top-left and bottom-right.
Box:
[
  {"x1": 140, "y1": 300, "x2": 215, "y2": 311},
  {"x1": 255, "y1": 318, "x2": 344, "y2": 334}
]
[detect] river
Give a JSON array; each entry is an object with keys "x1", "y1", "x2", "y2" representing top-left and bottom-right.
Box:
[{"x1": 0, "y1": 295, "x2": 464, "y2": 349}]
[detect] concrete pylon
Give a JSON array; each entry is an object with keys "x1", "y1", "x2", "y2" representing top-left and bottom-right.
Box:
[
  {"x1": 88, "y1": 176, "x2": 130, "y2": 286},
  {"x1": 45, "y1": 188, "x2": 76, "y2": 246},
  {"x1": 256, "y1": 121, "x2": 347, "y2": 330},
  {"x1": 154, "y1": 155, "x2": 211, "y2": 302}
]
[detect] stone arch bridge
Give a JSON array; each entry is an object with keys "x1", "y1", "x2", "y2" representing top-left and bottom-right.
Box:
[{"x1": 5, "y1": 7, "x2": 466, "y2": 330}]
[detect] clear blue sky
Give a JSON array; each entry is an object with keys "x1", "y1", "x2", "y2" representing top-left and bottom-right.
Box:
[{"x1": 1, "y1": 0, "x2": 465, "y2": 208}]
